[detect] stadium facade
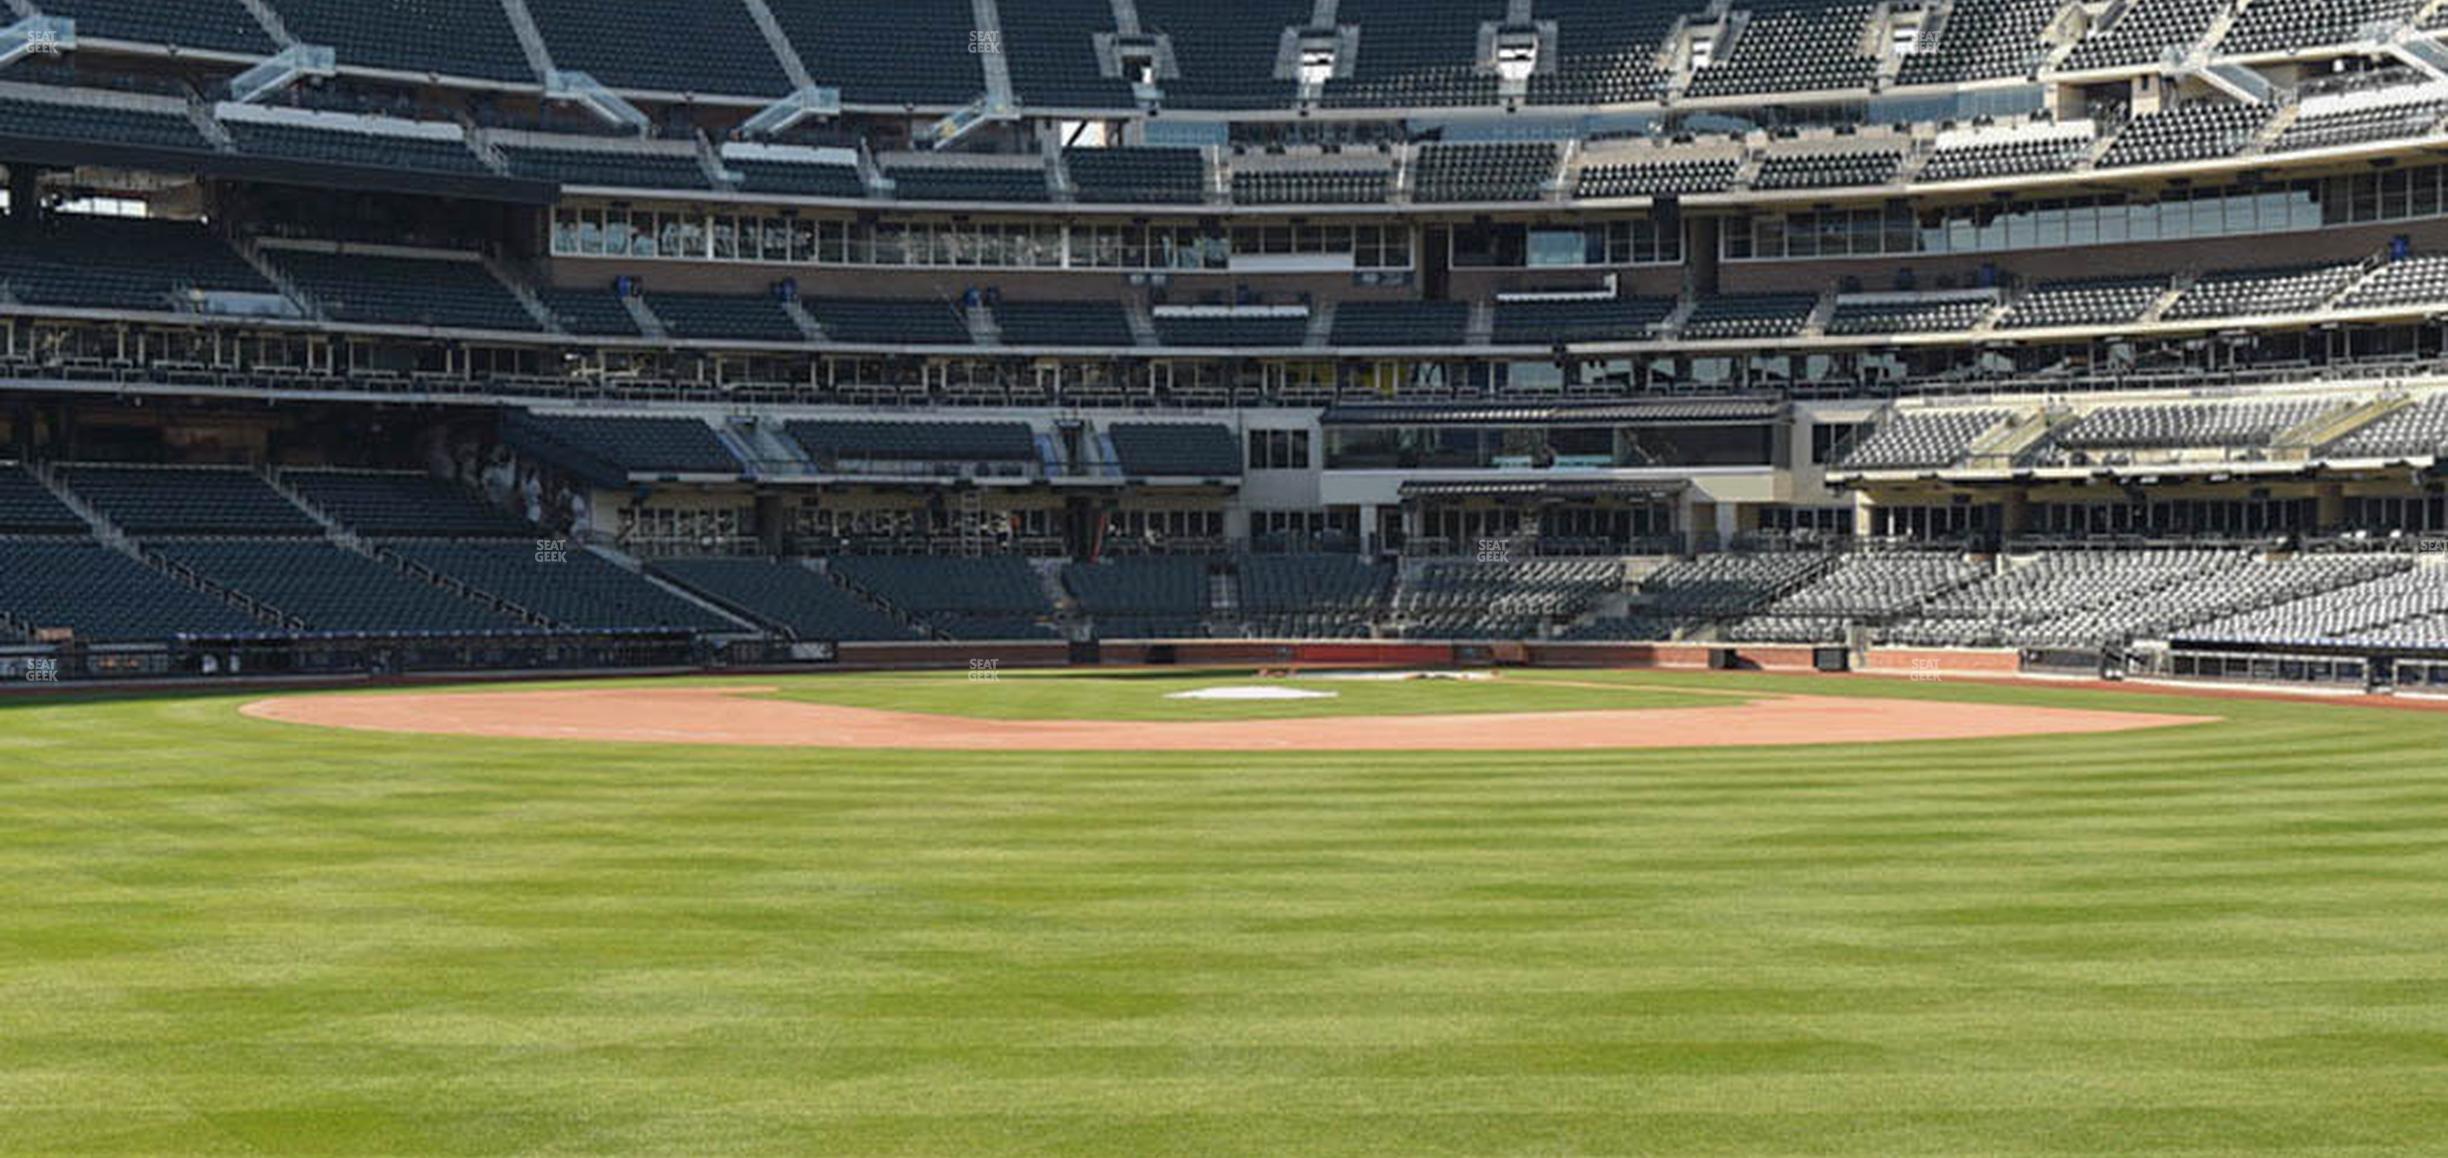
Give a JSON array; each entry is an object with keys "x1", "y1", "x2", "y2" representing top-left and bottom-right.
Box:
[{"x1": 1, "y1": 0, "x2": 2446, "y2": 690}]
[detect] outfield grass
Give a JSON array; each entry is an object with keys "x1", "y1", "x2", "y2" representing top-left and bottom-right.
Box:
[{"x1": 3, "y1": 671, "x2": 2447, "y2": 1154}]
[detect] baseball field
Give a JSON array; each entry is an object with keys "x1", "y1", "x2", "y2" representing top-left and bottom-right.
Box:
[{"x1": 4, "y1": 667, "x2": 2446, "y2": 1154}]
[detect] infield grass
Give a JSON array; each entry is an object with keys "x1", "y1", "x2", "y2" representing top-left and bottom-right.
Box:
[{"x1": 2, "y1": 670, "x2": 2446, "y2": 1154}]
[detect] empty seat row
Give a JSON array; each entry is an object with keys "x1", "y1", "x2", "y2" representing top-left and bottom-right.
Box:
[
  {"x1": 1411, "y1": 143, "x2": 1558, "y2": 203},
  {"x1": 0, "y1": 537, "x2": 264, "y2": 641},
  {"x1": 506, "y1": 412, "x2": 743, "y2": 478},
  {"x1": 1838, "y1": 409, "x2": 2011, "y2": 470},
  {"x1": 60, "y1": 465, "x2": 320, "y2": 536},
  {"x1": 652, "y1": 556, "x2": 915, "y2": 640},
  {"x1": 389, "y1": 539, "x2": 737, "y2": 631},
  {"x1": 1106, "y1": 423, "x2": 1239, "y2": 476},
  {"x1": 153, "y1": 538, "x2": 522, "y2": 634},
  {"x1": 1574, "y1": 157, "x2": 1738, "y2": 198},
  {"x1": 284, "y1": 470, "x2": 533, "y2": 538}
]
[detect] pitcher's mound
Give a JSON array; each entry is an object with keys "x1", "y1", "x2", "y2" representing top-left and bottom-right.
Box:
[{"x1": 1166, "y1": 685, "x2": 1339, "y2": 701}]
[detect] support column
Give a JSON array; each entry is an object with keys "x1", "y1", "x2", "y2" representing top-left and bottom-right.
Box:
[
  {"x1": 9, "y1": 164, "x2": 39, "y2": 227},
  {"x1": 2316, "y1": 481, "x2": 2347, "y2": 534}
]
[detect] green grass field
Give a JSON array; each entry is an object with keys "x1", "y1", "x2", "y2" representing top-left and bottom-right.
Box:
[{"x1": 4, "y1": 669, "x2": 2447, "y2": 1154}]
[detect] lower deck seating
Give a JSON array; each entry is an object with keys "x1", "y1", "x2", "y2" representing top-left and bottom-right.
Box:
[
  {"x1": 0, "y1": 538, "x2": 263, "y2": 641},
  {"x1": 60, "y1": 466, "x2": 320, "y2": 536},
  {"x1": 827, "y1": 555, "x2": 1055, "y2": 639},
  {"x1": 652, "y1": 557, "x2": 916, "y2": 640},
  {"x1": 0, "y1": 466, "x2": 84, "y2": 533},
  {"x1": 1063, "y1": 555, "x2": 1211, "y2": 617},
  {"x1": 388, "y1": 540, "x2": 738, "y2": 631},
  {"x1": 153, "y1": 538, "x2": 523, "y2": 634},
  {"x1": 1393, "y1": 559, "x2": 1619, "y2": 638},
  {"x1": 284, "y1": 470, "x2": 532, "y2": 538},
  {"x1": 1638, "y1": 554, "x2": 1833, "y2": 618},
  {"x1": 1887, "y1": 550, "x2": 2406, "y2": 648},
  {"x1": 1238, "y1": 554, "x2": 1389, "y2": 636}
]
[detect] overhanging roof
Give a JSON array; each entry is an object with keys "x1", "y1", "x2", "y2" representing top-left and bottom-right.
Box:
[
  {"x1": 1398, "y1": 478, "x2": 1690, "y2": 500},
  {"x1": 1321, "y1": 398, "x2": 1784, "y2": 425}
]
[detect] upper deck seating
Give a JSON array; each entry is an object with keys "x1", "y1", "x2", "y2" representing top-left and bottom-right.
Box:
[
  {"x1": 2218, "y1": 0, "x2": 2421, "y2": 56},
  {"x1": 523, "y1": 0, "x2": 789, "y2": 96},
  {"x1": 1753, "y1": 150, "x2": 1902, "y2": 190},
  {"x1": 1316, "y1": 0, "x2": 1502, "y2": 108},
  {"x1": 1153, "y1": 313, "x2": 1311, "y2": 347},
  {"x1": 1919, "y1": 134, "x2": 2089, "y2": 181},
  {"x1": 886, "y1": 164, "x2": 1050, "y2": 202},
  {"x1": 2097, "y1": 102, "x2": 2271, "y2": 167},
  {"x1": 646, "y1": 293, "x2": 804, "y2": 343},
  {"x1": 1837, "y1": 409, "x2": 2011, "y2": 470},
  {"x1": 1492, "y1": 297, "x2": 1676, "y2": 344},
  {"x1": 2163, "y1": 263, "x2": 2362, "y2": 321},
  {"x1": 1574, "y1": 157, "x2": 1738, "y2": 198},
  {"x1": 507, "y1": 413, "x2": 743, "y2": 477},
  {"x1": 535, "y1": 287, "x2": 644, "y2": 336},
  {"x1": 0, "y1": 93, "x2": 211, "y2": 153},
  {"x1": 999, "y1": 0, "x2": 1134, "y2": 108},
  {"x1": 269, "y1": 249, "x2": 539, "y2": 331},
  {"x1": 1132, "y1": 0, "x2": 1305, "y2": 109},
  {"x1": 498, "y1": 143, "x2": 712, "y2": 189},
  {"x1": 224, "y1": 119, "x2": 489, "y2": 175},
  {"x1": 731, "y1": 157, "x2": 867, "y2": 198},
  {"x1": 1065, "y1": 148, "x2": 1207, "y2": 203},
  {"x1": 0, "y1": 216, "x2": 269, "y2": 311},
  {"x1": 805, "y1": 298, "x2": 971, "y2": 345},
  {"x1": 1998, "y1": 277, "x2": 2166, "y2": 329},
  {"x1": 1682, "y1": 294, "x2": 1816, "y2": 340},
  {"x1": 1232, "y1": 167, "x2": 1392, "y2": 205},
  {"x1": 992, "y1": 302, "x2": 1136, "y2": 347},
  {"x1": 2325, "y1": 395, "x2": 2448, "y2": 460},
  {"x1": 1107, "y1": 423, "x2": 1240, "y2": 476},
  {"x1": 1686, "y1": 2, "x2": 1879, "y2": 98},
  {"x1": 266, "y1": 0, "x2": 534, "y2": 81},
  {"x1": 1894, "y1": 0, "x2": 2058, "y2": 84},
  {"x1": 40, "y1": 0, "x2": 274, "y2": 54},
  {"x1": 1525, "y1": 0, "x2": 1678, "y2": 105},
  {"x1": 2063, "y1": 0, "x2": 2223, "y2": 71},
  {"x1": 1330, "y1": 301, "x2": 1470, "y2": 346},
  {"x1": 1412, "y1": 143, "x2": 1557, "y2": 202},
  {"x1": 2338, "y1": 254, "x2": 2448, "y2": 309},
  {"x1": 768, "y1": 0, "x2": 986, "y2": 106}
]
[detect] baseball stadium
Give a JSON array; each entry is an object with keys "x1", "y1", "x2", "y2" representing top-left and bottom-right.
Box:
[{"x1": 3, "y1": 0, "x2": 2448, "y2": 1152}]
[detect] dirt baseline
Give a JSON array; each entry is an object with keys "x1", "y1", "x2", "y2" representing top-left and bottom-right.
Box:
[{"x1": 239, "y1": 684, "x2": 2215, "y2": 751}]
